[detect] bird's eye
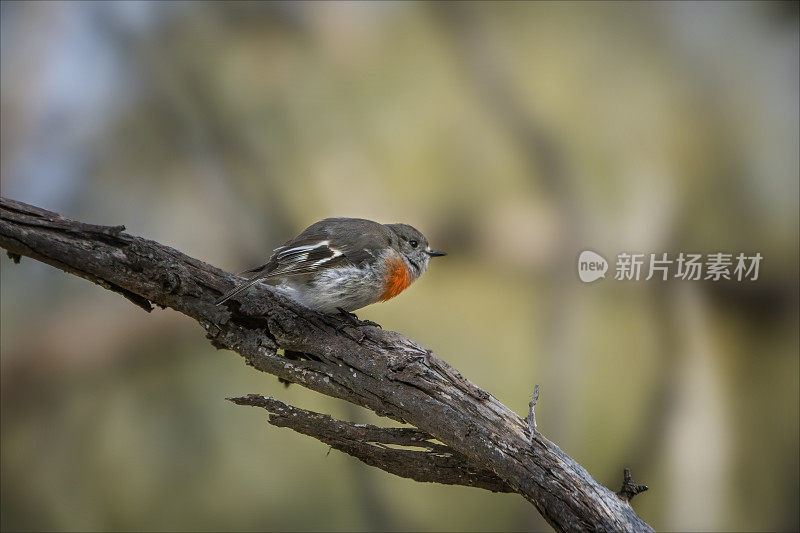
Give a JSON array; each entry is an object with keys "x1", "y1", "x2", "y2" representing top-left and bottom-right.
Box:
[{"x1": 409, "y1": 240, "x2": 418, "y2": 248}]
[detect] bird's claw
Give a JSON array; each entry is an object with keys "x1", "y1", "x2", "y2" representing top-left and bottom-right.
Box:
[{"x1": 336, "y1": 307, "x2": 382, "y2": 329}]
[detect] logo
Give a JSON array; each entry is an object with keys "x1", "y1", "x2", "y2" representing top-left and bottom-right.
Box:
[
  {"x1": 578, "y1": 250, "x2": 608, "y2": 283},
  {"x1": 577, "y1": 251, "x2": 762, "y2": 283}
]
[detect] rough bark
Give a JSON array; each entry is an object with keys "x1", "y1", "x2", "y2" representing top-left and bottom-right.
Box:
[
  {"x1": 0, "y1": 197, "x2": 653, "y2": 533},
  {"x1": 228, "y1": 394, "x2": 515, "y2": 493}
]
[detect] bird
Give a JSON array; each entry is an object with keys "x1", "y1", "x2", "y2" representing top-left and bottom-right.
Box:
[{"x1": 215, "y1": 217, "x2": 446, "y2": 317}]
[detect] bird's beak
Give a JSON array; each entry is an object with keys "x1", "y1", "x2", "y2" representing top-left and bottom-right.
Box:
[{"x1": 426, "y1": 250, "x2": 447, "y2": 257}]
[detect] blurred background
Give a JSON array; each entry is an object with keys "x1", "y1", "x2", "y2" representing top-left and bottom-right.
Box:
[{"x1": 1, "y1": 1, "x2": 798, "y2": 531}]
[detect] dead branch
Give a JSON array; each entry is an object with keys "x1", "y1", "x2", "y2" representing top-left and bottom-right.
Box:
[
  {"x1": 0, "y1": 197, "x2": 653, "y2": 533},
  {"x1": 617, "y1": 469, "x2": 649, "y2": 503},
  {"x1": 228, "y1": 394, "x2": 514, "y2": 493}
]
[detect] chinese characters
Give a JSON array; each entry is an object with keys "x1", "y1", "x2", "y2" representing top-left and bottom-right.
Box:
[{"x1": 613, "y1": 252, "x2": 762, "y2": 281}]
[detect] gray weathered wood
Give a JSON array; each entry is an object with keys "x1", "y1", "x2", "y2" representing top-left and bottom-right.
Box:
[
  {"x1": 228, "y1": 394, "x2": 515, "y2": 493},
  {"x1": 0, "y1": 197, "x2": 653, "y2": 532}
]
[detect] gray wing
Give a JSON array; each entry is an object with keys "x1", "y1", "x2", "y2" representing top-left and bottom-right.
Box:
[{"x1": 245, "y1": 218, "x2": 392, "y2": 279}]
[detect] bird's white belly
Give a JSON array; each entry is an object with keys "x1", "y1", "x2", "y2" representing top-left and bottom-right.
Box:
[{"x1": 272, "y1": 264, "x2": 384, "y2": 313}]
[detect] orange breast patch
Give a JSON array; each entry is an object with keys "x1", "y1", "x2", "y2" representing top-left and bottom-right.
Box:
[{"x1": 379, "y1": 257, "x2": 413, "y2": 301}]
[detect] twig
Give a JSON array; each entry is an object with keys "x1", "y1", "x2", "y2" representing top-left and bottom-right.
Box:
[
  {"x1": 617, "y1": 469, "x2": 649, "y2": 503},
  {"x1": 526, "y1": 384, "x2": 540, "y2": 438}
]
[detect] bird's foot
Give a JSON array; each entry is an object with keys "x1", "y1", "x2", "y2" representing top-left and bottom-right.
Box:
[{"x1": 336, "y1": 307, "x2": 382, "y2": 329}]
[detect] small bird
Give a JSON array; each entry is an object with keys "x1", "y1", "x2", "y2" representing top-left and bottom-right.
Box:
[{"x1": 216, "y1": 217, "x2": 446, "y2": 315}]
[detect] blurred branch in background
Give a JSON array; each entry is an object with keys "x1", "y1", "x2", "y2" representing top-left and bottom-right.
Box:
[
  {"x1": 430, "y1": 5, "x2": 797, "y2": 530},
  {"x1": 0, "y1": 197, "x2": 654, "y2": 532},
  {"x1": 98, "y1": 3, "x2": 296, "y2": 250},
  {"x1": 430, "y1": 15, "x2": 598, "y2": 527}
]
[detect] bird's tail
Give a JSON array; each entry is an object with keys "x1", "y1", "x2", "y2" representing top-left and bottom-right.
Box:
[{"x1": 215, "y1": 277, "x2": 266, "y2": 306}]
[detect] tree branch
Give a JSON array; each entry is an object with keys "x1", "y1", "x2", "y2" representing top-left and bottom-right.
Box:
[
  {"x1": 617, "y1": 468, "x2": 649, "y2": 503},
  {"x1": 0, "y1": 197, "x2": 653, "y2": 533},
  {"x1": 228, "y1": 394, "x2": 514, "y2": 493}
]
